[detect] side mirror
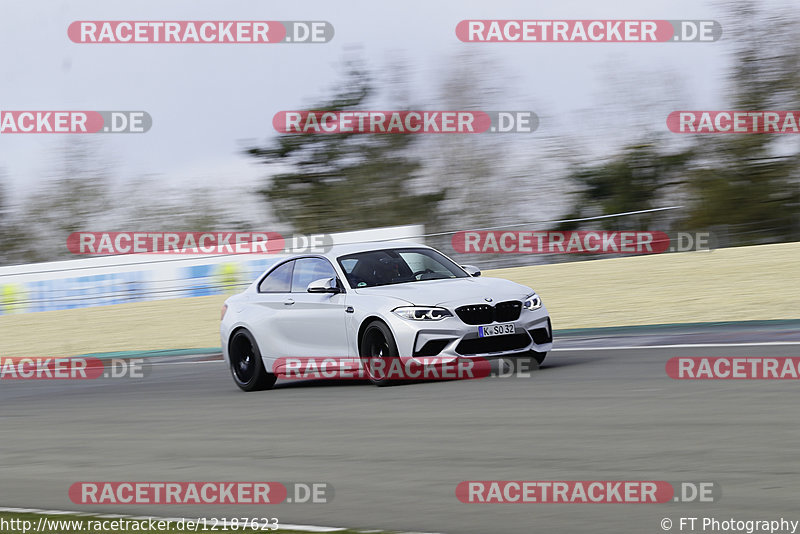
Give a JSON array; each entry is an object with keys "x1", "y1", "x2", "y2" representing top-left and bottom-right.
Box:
[
  {"x1": 462, "y1": 265, "x2": 481, "y2": 277},
  {"x1": 307, "y1": 277, "x2": 342, "y2": 293}
]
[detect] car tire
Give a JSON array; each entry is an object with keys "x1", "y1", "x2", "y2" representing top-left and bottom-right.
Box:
[
  {"x1": 228, "y1": 329, "x2": 277, "y2": 392},
  {"x1": 360, "y1": 320, "x2": 400, "y2": 387}
]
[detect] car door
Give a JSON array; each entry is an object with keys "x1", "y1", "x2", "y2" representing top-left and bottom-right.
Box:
[
  {"x1": 249, "y1": 259, "x2": 298, "y2": 360},
  {"x1": 272, "y1": 257, "x2": 350, "y2": 358}
]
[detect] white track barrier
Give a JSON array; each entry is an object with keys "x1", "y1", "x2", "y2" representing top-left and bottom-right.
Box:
[{"x1": 0, "y1": 225, "x2": 424, "y2": 315}]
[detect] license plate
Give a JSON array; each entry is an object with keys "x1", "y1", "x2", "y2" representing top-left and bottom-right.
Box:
[{"x1": 478, "y1": 323, "x2": 516, "y2": 337}]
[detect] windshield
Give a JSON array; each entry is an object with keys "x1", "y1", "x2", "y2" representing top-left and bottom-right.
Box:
[{"x1": 337, "y1": 248, "x2": 469, "y2": 288}]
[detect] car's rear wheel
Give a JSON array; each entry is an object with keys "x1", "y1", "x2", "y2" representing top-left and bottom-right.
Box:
[
  {"x1": 229, "y1": 329, "x2": 277, "y2": 391},
  {"x1": 360, "y1": 321, "x2": 400, "y2": 387}
]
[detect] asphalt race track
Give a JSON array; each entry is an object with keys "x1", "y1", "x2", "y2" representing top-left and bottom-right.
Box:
[{"x1": 2, "y1": 327, "x2": 800, "y2": 534}]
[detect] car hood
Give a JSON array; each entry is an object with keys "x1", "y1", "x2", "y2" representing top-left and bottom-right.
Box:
[{"x1": 352, "y1": 276, "x2": 533, "y2": 307}]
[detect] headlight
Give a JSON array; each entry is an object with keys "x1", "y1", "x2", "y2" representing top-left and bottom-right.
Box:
[
  {"x1": 392, "y1": 306, "x2": 453, "y2": 321},
  {"x1": 523, "y1": 293, "x2": 542, "y2": 310}
]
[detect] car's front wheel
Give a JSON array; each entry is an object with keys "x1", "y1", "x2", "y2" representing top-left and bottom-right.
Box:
[
  {"x1": 360, "y1": 321, "x2": 400, "y2": 387},
  {"x1": 228, "y1": 329, "x2": 277, "y2": 392}
]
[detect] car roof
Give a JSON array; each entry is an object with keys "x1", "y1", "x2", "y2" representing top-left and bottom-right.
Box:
[{"x1": 319, "y1": 241, "x2": 433, "y2": 260}]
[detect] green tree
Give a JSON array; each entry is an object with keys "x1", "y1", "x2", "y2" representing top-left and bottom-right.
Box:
[
  {"x1": 18, "y1": 140, "x2": 113, "y2": 263},
  {"x1": 560, "y1": 143, "x2": 691, "y2": 230},
  {"x1": 246, "y1": 61, "x2": 445, "y2": 235},
  {"x1": 682, "y1": 2, "x2": 800, "y2": 244},
  {"x1": 560, "y1": 3, "x2": 800, "y2": 244}
]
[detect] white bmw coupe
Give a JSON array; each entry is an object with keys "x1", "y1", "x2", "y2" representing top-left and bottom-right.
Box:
[{"x1": 220, "y1": 242, "x2": 552, "y2": 390}]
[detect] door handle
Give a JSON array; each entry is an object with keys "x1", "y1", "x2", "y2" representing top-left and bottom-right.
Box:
[{"x1": 284, "y1": 298, "x2": 295, "y2": 306}]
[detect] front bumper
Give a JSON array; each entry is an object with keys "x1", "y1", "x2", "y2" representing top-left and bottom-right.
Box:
[{"x1": 387, "y1": 306, "x2": 553, "y2": 364}]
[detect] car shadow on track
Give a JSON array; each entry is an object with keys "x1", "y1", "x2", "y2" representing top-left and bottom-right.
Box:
[
  {"x1": 539, "y1": 354, "x2": 615, "y2": 370},
  {"x1": 269, "y1": 355, "x2": 603, "y2": 389},
  {"x1": 273, "y1": 378, "x2": 373, "y2": 389}
]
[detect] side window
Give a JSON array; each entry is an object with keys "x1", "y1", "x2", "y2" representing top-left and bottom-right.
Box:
[
  {"x1": 258, "y1": 260, "x2": 294, "y2": 293},
  {"x1": 291, "y1": 258, "x2": 337, "y2": 293}
]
